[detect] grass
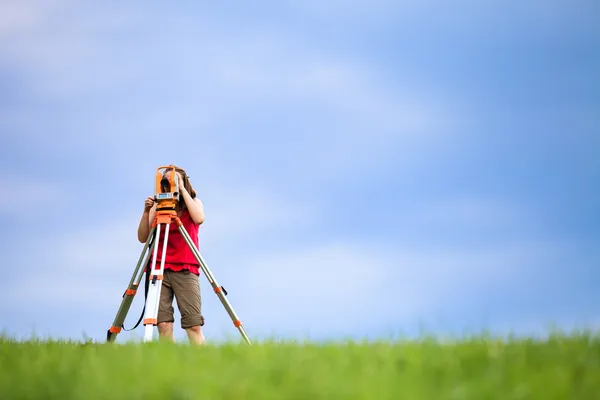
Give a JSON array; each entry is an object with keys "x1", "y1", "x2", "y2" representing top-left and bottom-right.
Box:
[{"x1": 1, "y1": 331, "x2": 599, "y2": 399}]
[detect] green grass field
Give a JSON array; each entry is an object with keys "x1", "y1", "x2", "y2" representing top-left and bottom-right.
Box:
[{"x1": 1, "y1": 331, "x2": 599, "y2": 399}]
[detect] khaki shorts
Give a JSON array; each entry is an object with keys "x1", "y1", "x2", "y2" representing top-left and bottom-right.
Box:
[{"x1": 157, "y1": 269, "x2": 205, "y2": 329}]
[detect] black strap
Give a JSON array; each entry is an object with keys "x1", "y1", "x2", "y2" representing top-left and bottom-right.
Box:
[
  {"x1": 122, "y1": 231, "x2": 155, "y2": 331},
  {"x1": 121, "y1": 268, "x2": 150, "y2": 331}
]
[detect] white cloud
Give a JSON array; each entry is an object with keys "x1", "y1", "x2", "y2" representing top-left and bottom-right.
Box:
[
  {"x1": 3, "y1": 212, "x2": 144, "y2": 310},
  {"x1": 0, "y1": 0, "x2": 66, "y2": 36},
  {"x1": 198, "y1": 184, "x2": 318, "y2": 246},
  {"x1": 218, "y1": 236, "x2": 559, "y2": 339},
  {"x1": 0, "y1": 0, "x2": 465, "y2": 160},
  {"x1": 406, "y1": 196, "x2": 539, "y2": 230},
  {"x1": 0, "y1": 178, "x2": 64, "y2": 218},
  {"x1": 293, "y1": 0, "x2": 595, "y2": 26}
]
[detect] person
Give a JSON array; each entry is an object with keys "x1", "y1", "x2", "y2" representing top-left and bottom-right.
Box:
[{"x1": 136, "y1": 165, "x2": 206, "y2": 345}]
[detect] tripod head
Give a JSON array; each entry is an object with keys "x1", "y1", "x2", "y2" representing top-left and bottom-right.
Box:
[{"x1": 154, "y1": 165, "x2": 181, "y2": 211}]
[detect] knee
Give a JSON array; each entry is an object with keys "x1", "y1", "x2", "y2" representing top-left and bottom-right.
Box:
[
  {"x1": 157, "y1": 322, "x2": 173, "y2": 334},
  {"x1": 186, "y1": 325, "x2": 202, "y2": 333}
]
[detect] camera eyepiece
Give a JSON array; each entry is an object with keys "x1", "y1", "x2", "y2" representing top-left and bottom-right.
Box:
[{"x1": 160, "y1": 178, "x2": 170, "y2": 193}]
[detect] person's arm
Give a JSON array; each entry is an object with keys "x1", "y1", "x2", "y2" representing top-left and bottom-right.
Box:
[
  {"x1": 180, "y1": 185, "x2": 205, "y2": 225},
  {"x1": 137, "y1": 196, "x2": 157, "y2": 242}
]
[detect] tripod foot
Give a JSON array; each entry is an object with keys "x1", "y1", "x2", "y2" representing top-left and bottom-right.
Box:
[{"x1": 106, "y1": 326, "x2": 121, "y2": 343}]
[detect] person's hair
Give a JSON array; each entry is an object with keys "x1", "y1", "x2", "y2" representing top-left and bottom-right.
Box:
[{"x1": 163, "y1": 165, "x2": 196, "y2": 212}]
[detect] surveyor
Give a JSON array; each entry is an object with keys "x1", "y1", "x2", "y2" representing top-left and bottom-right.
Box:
[{"x1": 136, "y1": 165, "x2": 206, "y2": 345}]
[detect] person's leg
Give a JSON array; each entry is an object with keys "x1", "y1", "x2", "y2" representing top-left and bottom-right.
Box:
[
  {"x1": 157, "y1": 270, "x2": 175, "y2": 342},
  {"x1": 172, "y1": 269, "x2": 206, "y2": 345},
  {"x1": 185, "y1": 325, "x2": 205, "y2": 345},
  {"x1": 157, "y1": 322, "x2": 175, "y2": 342}
]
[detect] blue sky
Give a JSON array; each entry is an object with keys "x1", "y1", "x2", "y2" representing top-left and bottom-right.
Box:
[{"x1": 1, "y1": 0, "x2": 599, "y2": 343}]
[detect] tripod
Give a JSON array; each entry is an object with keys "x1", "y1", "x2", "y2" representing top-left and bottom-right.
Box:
[{"x1": 106, "y1": 166, "x2": 251, "y2": 345}]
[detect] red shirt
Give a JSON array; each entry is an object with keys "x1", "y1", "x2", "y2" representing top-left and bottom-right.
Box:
[{"x1": 148, "y1": 209, "x2": 201, "y2": 275}]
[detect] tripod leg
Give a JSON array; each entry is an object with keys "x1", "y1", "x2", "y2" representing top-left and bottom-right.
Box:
[
  {"x1": 142, "y1": 223, "x2": 171, "y2": 342},
  {"x1": 177, "y1": 224, "x2": 252, "y2": 345},
  {"x1": 107, "y1": 227, "x2": 157, "y2": 343}
]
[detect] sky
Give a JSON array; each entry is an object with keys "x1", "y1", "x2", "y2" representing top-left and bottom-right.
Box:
[{"x1": 0, "y1": 0, "x2": 599, "y2": 344}]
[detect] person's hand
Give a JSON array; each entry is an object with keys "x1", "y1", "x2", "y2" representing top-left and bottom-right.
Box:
[
  {"x1": 177, "y1": 173, "x2": 188, "y2": 193},
  {"x1": 144, "y1": 196, "x2": 155, "y2": 211}
]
